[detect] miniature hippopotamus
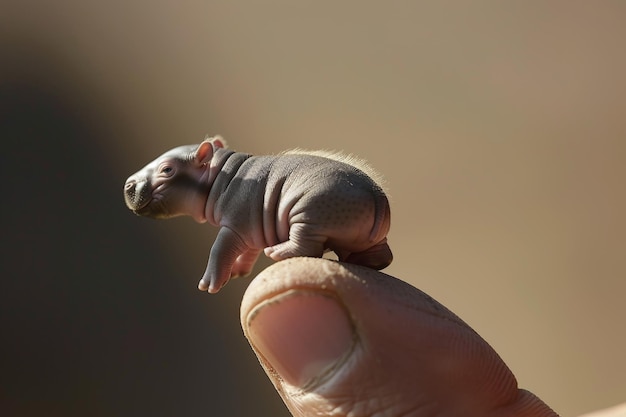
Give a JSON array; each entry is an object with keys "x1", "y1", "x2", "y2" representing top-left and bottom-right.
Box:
[{"x1": 124, "y1": 136, "x2": 392, "y2": 293}]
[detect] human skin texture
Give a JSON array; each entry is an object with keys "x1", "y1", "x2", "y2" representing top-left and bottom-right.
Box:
[
  {"x1": 123, "y1": 137, "x2": 392, "y2": 293},
  {"x1": 241, "y1": 257, "x2": 559, "y2": 417}
]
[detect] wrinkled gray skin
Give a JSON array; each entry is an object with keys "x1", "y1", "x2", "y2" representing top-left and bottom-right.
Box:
[{"x1": 124, "y1": 137, "x2": 392, "y2": 293}]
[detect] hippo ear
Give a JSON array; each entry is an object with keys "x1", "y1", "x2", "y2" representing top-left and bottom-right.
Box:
[
  {"x1": 210, "y1": 135, "x2": 227, "y2": 149},
  {"x1": 194, "y1": 140, "x2": 215, "y2": 165}
]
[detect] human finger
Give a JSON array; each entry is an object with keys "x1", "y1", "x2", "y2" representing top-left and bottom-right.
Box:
[{"x1": 240, "y1": 257, "x2": 557, "y2": 417}]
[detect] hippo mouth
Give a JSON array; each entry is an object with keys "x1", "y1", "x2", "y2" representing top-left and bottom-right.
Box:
[
  {"x1": 124, "y1": 190, "x2": 151, "y2": 212},
  {"x1": 131, "y1": 200, "x2": 153, "y2": 215},
  {"x1": 133, "y1": 197, "x2": 173, "y2": 219}
]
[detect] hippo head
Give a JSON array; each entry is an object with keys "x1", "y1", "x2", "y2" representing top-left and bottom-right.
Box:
[{"x1": 123, "y1": 137, "x2": 225, "y2": 222}]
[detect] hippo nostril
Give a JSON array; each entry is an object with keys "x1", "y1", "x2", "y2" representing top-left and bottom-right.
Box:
[{"x1": 125, "y1": 180, "x2": 136, "y2": 191}]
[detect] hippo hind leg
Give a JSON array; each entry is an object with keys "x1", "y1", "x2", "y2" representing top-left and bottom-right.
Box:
[
  {"x1": 342, "y1": 240, "x2": 393, "y2": 270},
  {"x1": 264, "y1": 223, "x2": 326, "y2": 261}
]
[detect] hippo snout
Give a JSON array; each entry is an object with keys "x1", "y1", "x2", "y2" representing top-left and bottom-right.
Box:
[{"x1": 123, "y1": 177, "x2": 151, "y2": 212}]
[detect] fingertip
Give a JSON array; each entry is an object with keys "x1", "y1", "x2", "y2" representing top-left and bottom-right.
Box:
[
  {"x1": 244, "y1": 288, "x2": 355, "y2": 389},
  {"x1": 239, "y1": 258, "x2": 555, "y2": 417}
]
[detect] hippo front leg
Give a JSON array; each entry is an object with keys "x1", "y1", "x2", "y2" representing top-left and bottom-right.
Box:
[
  {"x1": 232, "y1": 248, "x2": 262, "y2": 278},
  {"x1": 198, "y1": 227, "x2": 249, "y2": 294}
]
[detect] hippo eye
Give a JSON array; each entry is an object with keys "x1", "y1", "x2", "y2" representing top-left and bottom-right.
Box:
[{"x1": 160, "y1": 166, "x2": 174, "y2": 175}]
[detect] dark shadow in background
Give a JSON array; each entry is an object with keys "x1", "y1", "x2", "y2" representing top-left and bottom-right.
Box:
[{"x1": 0, "y1": 42, "x2": 288, "y2": 417}]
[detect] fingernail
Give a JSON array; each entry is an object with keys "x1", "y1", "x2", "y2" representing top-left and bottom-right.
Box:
[{"x1": 246, "y1": 290, "x2": 355, "y2": 388}]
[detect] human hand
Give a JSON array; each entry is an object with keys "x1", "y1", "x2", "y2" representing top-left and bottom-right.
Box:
[
  {"x1": 578, "y1": 404, "x2": 626, "y2": 417},
  {"x1": 240, "y1": 257, "x2": 623, "y2": 417}
]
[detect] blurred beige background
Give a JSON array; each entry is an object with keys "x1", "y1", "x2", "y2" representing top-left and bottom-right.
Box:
[{"x1": 2, "y1": 1, "x2": 624, "y2": 416}]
